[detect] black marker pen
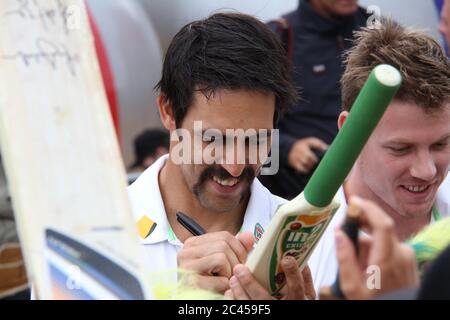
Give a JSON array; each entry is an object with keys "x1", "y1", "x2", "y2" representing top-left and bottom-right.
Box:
[{"x1": 176, "y1": 211, "x2": 206, "y2": 236}]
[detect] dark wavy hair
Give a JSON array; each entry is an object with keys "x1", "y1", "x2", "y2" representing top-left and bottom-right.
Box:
[{"x1": 155, "y1": 12, "x2": 298, "y2": 127}]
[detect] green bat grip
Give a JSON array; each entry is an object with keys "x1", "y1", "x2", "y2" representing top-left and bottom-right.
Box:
[{"x1": 303, "y1": 64, "x2": 402, "y2": 207}]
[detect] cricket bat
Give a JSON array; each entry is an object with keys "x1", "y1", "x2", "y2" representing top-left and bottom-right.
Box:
[
  {"x1": 0, "y1": 0, "x2": 151, "y2": 299},
  {"x1": 246, "y1": 64, "x2": 402, "y2": 297}
]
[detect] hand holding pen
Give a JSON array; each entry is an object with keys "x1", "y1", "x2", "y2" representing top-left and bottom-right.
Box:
[
  {"x1": 175, "y1": 211, "x2": 254, "y2": 294},
  {"x1": 176, "y1": 211, "x2": 315, "y2": 299}
]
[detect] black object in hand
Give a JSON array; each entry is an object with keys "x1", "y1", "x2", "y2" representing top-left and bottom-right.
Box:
[{"x1": 176, "y1": 211, "x2": 206, "y2": 236}]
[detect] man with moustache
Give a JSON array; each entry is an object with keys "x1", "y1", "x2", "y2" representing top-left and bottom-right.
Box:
[{"x1": 128, "y1": 13, "x2": 315, "y2": 299}]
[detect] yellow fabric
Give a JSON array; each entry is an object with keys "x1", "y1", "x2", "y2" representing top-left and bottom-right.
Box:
[{"x1": 137, "y1": 215, "x2": 156, "y2": 239}]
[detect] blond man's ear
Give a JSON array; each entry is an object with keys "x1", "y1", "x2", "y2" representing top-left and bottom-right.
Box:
[{"x1": 338, "y1": 111, "x2": 349, "y2": 130}]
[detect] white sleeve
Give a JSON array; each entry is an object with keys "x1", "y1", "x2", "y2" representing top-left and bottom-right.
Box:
[{"x1": 308, "y1": 202, "x2": 347, "y2": 297}]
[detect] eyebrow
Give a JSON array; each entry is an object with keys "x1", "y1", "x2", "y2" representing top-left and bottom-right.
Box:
[
  {"x1": 384, "y1": 134, "x2": 450, "y2": 145},
  {"x1": 434, "y1": 134, "x2": 450, "y2": 143}
]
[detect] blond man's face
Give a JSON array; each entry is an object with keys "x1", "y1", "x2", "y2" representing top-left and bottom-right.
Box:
[{"x1": 351, "y1": 101, "x2": 450, "y2": 219}]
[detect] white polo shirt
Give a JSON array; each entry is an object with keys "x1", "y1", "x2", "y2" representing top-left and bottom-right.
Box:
[
  {"x1": 127, "y1": 155, "x2": 289, "y2": 283},
  {"x1": 308, "y1": 175, "x2": 450, "y2": 294}
]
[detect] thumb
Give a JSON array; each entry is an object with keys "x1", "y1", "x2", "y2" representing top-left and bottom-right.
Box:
[
  {"x1": 237, "y1": 231, "x2": 255, "y2": 253},
  {"x1": 306, "y1": 137, "x2": 329, "y2": 151}
]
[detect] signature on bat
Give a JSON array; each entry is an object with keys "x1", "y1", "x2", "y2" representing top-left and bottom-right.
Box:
[
  {"x1": 2, "y1": 37, "x2": 80, "y2": 76},
  {"x1": 3, "y1": 0, "x2": 72, "y2": 34}
]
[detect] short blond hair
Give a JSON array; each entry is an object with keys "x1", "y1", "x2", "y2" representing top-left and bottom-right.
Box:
[{"x1": 341, "y1": 20, "x2": 450, "y2": 112}]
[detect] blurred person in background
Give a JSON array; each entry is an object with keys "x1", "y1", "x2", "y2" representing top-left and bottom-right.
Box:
[
  {"x1": 260, "y1": 0, "x2": 370, "y2": 199},
  {"x1": 127, "y1": 129, "x2": 169, "y2": 184},
  {"x1": 439, "y1": 0, "x2": 450, "y2": 54}
]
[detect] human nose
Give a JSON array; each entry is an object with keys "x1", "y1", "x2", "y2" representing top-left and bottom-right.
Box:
[
  {"x1": 220, "y1": 143, "x2": 247, "y2": 177},
  {"x1": 409, "y1": 150, "x2": 437, "y2": 181}
]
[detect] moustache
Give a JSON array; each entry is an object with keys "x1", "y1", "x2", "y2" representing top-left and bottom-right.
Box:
[{"x1": 197, "y1": 165, "x2": 256, "y2": 187}]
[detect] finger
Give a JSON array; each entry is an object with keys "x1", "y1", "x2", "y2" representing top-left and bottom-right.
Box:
[
  {"x1": 292, "y1": 162, "x2": 303, "y2": 172},
  {"x1": 357, "y1": 236, "x2": 373, "y2": 269},
  {"x1": 335, "y1": 229, "x2": 365, "y2": 299},
  {"x1": 296, "y1": 162, "x2": 309, "y2": 174},
  {"x1": 224, "y1": 289, "x2": 235, "y2": 300},
  {"x1": 302, "y1": 265, "x2": 316, "y2": 300},
  {"x1": 179, "y1": 240, "x2": 241, "y2": 270},
  {"x1": 302, "y1": 149, "x2": 319, "y2": 167},
  {"x1": 180, "y1": 252, "x2": 232, "y2": 277},
  {"x1": 336, "y1": 221, "x2": 373, "y2": 270},
  {"x1": 237, "y1": 232, "x2": 255, "y2": 254},
  {"x1": 185, "y1": 231, "x2": 248, "y2": 264},
  {"x1": 295, "y1": 153, "x2": 317, "y2": 173},
  {"x1": 229, "y1": 276, "x2": 250, "y2": 300},
  {"x1": 282, "y1": 256, "x2": 306, "y2": 300},
  {"x1": 349, "y1": 197, "x2": 394, "y2": 236},
  {"x1": 298, "y1": 146, "x2": 319, "y2": 166},
  {"x1": 190, "y1": 274, "x2": 230, "y2": 294},
  {"x1": 293, "y1": 157, "x2": 308, "y2": 173},
  {"x1": 349, "y1": 197, "x2": 397, "y2": 261},
  {"x1": 233, "y1": 264, "x2": 272, "y2": 299},
  {"x1": 305, "y1": 137, "x2": 329, "y2": 151}
]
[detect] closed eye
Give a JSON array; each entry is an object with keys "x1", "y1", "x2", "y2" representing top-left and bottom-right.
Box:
[
  {"x1": 386, "y1": 146, "x2": 410, "y2": 154},
  {"x1": 432, "y1": 142, "x2": 449, "y2": 150}
]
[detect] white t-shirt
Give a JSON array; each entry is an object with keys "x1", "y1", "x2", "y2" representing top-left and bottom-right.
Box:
[
  {"x1": 32, "y1": 155, "x2": 319, "y2": 299},
  {"x1": 308, "y1": 175, "x2": 450, "y2": 293},
  {"x1": 127, "y1": 155, "x2": 296, "y2": 284}
]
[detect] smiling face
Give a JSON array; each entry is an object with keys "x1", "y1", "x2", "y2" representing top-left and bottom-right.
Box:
[
  {"x1": 343, "y1": 101, "x2": 450, "y2": 218},
  {"x1": 170, "y1": 89, "x2": 275, "y2": 213}
]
